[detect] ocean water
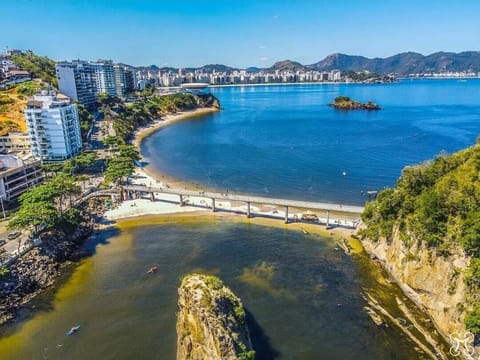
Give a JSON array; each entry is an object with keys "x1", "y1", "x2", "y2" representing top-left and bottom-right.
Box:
[{"x1": 142, "y1": 79, "x2": 480, "y2": 205}]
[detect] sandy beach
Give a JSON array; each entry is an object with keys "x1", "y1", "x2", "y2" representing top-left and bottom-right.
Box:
[{"x1": 103, "y1": 105, "x2": 361, "y2": 242}]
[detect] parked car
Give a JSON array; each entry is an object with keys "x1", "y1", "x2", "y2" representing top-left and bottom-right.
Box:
[
  {"x1": 7, "y1": 231, "x2": 20, "y2": 240},
  {"x1": 0, "y1": 239, "x2": 5, "y2": 247}
]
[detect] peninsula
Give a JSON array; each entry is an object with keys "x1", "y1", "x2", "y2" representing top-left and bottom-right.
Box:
[{"x1": 329, "y1": 96, "x2": 381, "y2": 110}]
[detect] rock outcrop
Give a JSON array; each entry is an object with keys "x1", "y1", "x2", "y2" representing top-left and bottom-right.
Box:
[
  {"x1": 329, "y1": 96, "x2": 380, "y2": 110},
  {"x1": 176, "y1": 274, "x2": 255, "y2": 360},
  {"x1": 361, "y1": 228, "x2": 469, "y2": 340}
]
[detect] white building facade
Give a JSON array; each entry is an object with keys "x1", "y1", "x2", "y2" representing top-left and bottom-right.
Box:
[
  {"x1": 24, "y1": 93, "x2": 82, "y2": 162},
  {"x1": 56, "y1": 61, "x2": 97, "y2": 109}
]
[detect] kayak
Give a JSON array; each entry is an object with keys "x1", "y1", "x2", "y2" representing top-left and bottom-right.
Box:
[{"x1": 67, "y1": 325, "x2": 80, "y2": 336}]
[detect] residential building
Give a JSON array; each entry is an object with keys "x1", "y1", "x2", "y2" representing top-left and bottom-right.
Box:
[
  {"x1": 24, "y1": 92, "x2": 82, "y2": 162},
  {"x1": 0, "y1": 155, "x2": 42, "y2": 201},
  {"x1": 93, "y1": 60, "x2": 116, "y2": 96},
  {"x1": 0, "y1": 132, "x2": 30, "y2": 153},
  {"x1": 113, "y1": 64, "x2": 126, "y2": 98},
  {"x1": 56, "y1": 61, "x2": 97, "y2": 109},
  {"x1": 124, "y1": 68, "x2": 135, "y2": 92}
]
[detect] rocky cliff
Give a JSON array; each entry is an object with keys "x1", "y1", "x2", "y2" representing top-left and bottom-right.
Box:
[
  {"x1": 176, "y1": 274, "x2": 255, "y2": 360},
  {"x1": 360, "y1": 144, "x2": 480, "y2": 358},
  {"x1": 361, "y1": 229, "x2": 469, "y2": 338}
]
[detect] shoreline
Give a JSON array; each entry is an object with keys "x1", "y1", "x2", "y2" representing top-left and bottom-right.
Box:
[{"x1": 105, "y1": 104, "x2": 361, "y2": 236}]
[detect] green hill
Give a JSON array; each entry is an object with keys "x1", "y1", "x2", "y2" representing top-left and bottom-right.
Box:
[
  {"x1": 11, "y1": 51, "x2": 57, "y2": 87},
  {"x1": 360, "y1": 141, "x2": 480, "y2": 334}
]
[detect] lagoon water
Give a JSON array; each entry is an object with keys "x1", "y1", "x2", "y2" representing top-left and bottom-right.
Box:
[
  {"x1": 0, "y1": 220, "x2": 435, "y2": 359},
  {"x1": 142, "y1": 79, "x2": 480, "y2": 205}
]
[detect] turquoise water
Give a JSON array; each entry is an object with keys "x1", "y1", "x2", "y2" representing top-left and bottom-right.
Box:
[
  {"x1": 142, "y1": 80, "x2": 480, "y2": 205},
  {"x1": 0, "y1": 221, "x2": 439, "y2": 359}
]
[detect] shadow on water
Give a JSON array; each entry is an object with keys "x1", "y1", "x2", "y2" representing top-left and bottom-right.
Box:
[
  {"x1": 245, "y1": 308, "x2": 281, "y2": 360},
  {"x1": 80, "y1": 226, "x2": 118, "y2": 255}
]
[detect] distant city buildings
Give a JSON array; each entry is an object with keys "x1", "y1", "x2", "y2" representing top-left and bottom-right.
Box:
[
  {"x1": 24, "y1": 92, "x2": 82, "y2": 162},
  {"x1": 133, "y1": 68, "x2": 343, "y2": 88}
]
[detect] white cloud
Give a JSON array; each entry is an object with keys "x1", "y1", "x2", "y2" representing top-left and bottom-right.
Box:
[
  {"x1": 258, "y1": 45, "x2": 266, "y2": 49},
  {"x1": 259, "y1": 57, "x2": 269, "y2": 62}
]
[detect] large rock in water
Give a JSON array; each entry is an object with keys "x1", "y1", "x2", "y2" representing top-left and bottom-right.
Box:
[{"x1": 176, "y1": 274, "x2": 255, "y2": 360}]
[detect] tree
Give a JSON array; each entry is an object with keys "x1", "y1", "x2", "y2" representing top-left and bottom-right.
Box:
[
  {"x1": 0, "y1": 265, "x2": 9, "y2": 278},
  {"x1": 8, "y1": 201, "x2": 58, "y2": 237},
  {"x1": 104, "y1": 156, "x2": 135, "y2": 183},
  {"x1": 50, "y1": 173, "x2": 81, "y2": 213},
  {"x1": 118, "y1": 145, "x2": 140, "y2": 161},
  {"x1": 18, "y1": 183, "x2": 56, "y2": 205}
]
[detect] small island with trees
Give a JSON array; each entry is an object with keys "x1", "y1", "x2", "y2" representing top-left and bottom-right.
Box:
[{"x1": 329, "y1": 96, "x2": 381, "y2": 110}]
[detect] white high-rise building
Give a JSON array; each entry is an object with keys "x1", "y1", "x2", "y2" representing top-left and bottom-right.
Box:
[
  {"x1": 56, "y1": 61, "x2": 97, "y2": 109},
  {"x1": 93, "y1": 60, "x2": 116, "y2": 96},
  {"x1": 24, "y1": 93, "x2": 82, "y2": 162}
]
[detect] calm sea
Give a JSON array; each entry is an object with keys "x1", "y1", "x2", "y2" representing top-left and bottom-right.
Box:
[{"x1": 142, "y1": 79, "x2": 480, "y2": 205}]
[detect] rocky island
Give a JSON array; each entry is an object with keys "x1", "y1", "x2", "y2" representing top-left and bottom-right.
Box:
[
  {"x1": 329, "y1": 96, "x2": 381, "y2": 110},
  {"x1": 176, "y1": 274, "x2": 255, "y2": 360}
]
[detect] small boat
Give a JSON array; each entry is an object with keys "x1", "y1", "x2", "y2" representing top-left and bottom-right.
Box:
[
  {"x1": 67, "y1": 325, "x2": 80, "y2": 336},
  {"x1": 342, "y1": 171, "x2": 347, "y2": 176},
  {"x1": 301, "y1": 227, "x2": 309, "y2": 234},
  {"x1": 146, "y1": 266, "x2": 158, "y2": 274}
]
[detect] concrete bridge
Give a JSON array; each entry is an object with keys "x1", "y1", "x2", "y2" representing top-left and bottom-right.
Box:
[{"x1": 121, "y1": 184, "x2": 364, "y2": 224}]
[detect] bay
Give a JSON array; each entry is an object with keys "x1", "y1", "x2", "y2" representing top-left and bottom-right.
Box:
[{"x1": 142, "y1": 79, "x2": 480, "y2": 205}]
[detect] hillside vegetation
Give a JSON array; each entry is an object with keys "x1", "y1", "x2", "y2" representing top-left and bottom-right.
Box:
[
  {"x1": 99, "y1": 92, "x2": 219, "y2": 142},
  {"x1": 11, "y1": 52, "x2": 57, "y2": 87},
  {"x1": 360, "y1": 142, "x2": 480, "y2": 334}
]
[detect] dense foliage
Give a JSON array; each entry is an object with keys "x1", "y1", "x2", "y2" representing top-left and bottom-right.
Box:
[
  {"x1": 77, "y1": 103, "x2": 94, "y2": 140},
  {"x1": 102, "y1": 93, "x2": 199, "y2": 141},
  {"x1": 16, "y1": 80, "x2": 46, "y2": 96},
  {"x1": 360, "y1": 143, "x2": 480, "y2": 334},
  {"x1": 104, "y1": 144, "x2": 140, "y2": 183},
  {"x1": 11, "y1": 52, "x2": 57, "y2": 87},
  {"x1": 9, "y1": 173, "x2": 81, "y2": 235}
]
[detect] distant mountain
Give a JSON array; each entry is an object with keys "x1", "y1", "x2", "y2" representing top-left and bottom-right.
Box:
[
  {"x1": 246, "y1": 66, "x2": 262, "y2": 73},
  {"x1": 197, "y1": 64, "x2": 237, "y2": 73},
  {"x1": 309, "y1": 51, "x2": 480, "y2": 75},
  {"x1": 268, "y1": 60, "x2": 306, "y2": 72},
  {"x1": 131, "y1": 51, "x2": 480, "y2": 75}
]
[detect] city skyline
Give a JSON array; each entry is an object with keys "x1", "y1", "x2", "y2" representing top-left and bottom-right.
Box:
[{"x1": 2, "y1": 0, "x2": 480, "y2": 68}]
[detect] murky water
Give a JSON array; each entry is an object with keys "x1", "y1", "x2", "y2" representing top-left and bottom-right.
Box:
[{"x1": 0, "y1": 218, "x2": 449, "y2": 359}]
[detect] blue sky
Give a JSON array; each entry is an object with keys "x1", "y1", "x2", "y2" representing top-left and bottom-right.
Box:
[{"x1": 2, "y1": 0, "x2": 479, "y2": 67}]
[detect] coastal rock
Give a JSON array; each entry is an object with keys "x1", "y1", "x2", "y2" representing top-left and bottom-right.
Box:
[
  {"x1": 176, "y1": 274, "x2": 255, "y2": 360},
  {"x1": 195, "y1": 94, "x2": 221, "y2": 109},
  {"x1": 360, "y1": 228, "x2": 470, "y2": 343},
  {"x1": 329, "y1": 96, "x2": 380, "y2": 110}
]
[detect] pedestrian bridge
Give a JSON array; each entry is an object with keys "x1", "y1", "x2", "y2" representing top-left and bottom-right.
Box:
[{"x1": 121, "y1": 184, "x2": 364, "y2": 224}]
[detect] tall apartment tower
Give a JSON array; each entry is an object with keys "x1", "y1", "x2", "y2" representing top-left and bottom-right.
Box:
[
  {"x1": 124, "y1": 67, "x2": 135, "y2": 92},
  {"x1": 113, "y1": 64, "x2": 126, "y2": 98},
  {"x1": 56, "y1": 61, "x2": 97, "y2": 109},
  {"x1": 24, "y1": 93, "x2": 82, "y2": 162},
  {"x1": 94, "y1": 60, "x2": 116, "y2": 96}
]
